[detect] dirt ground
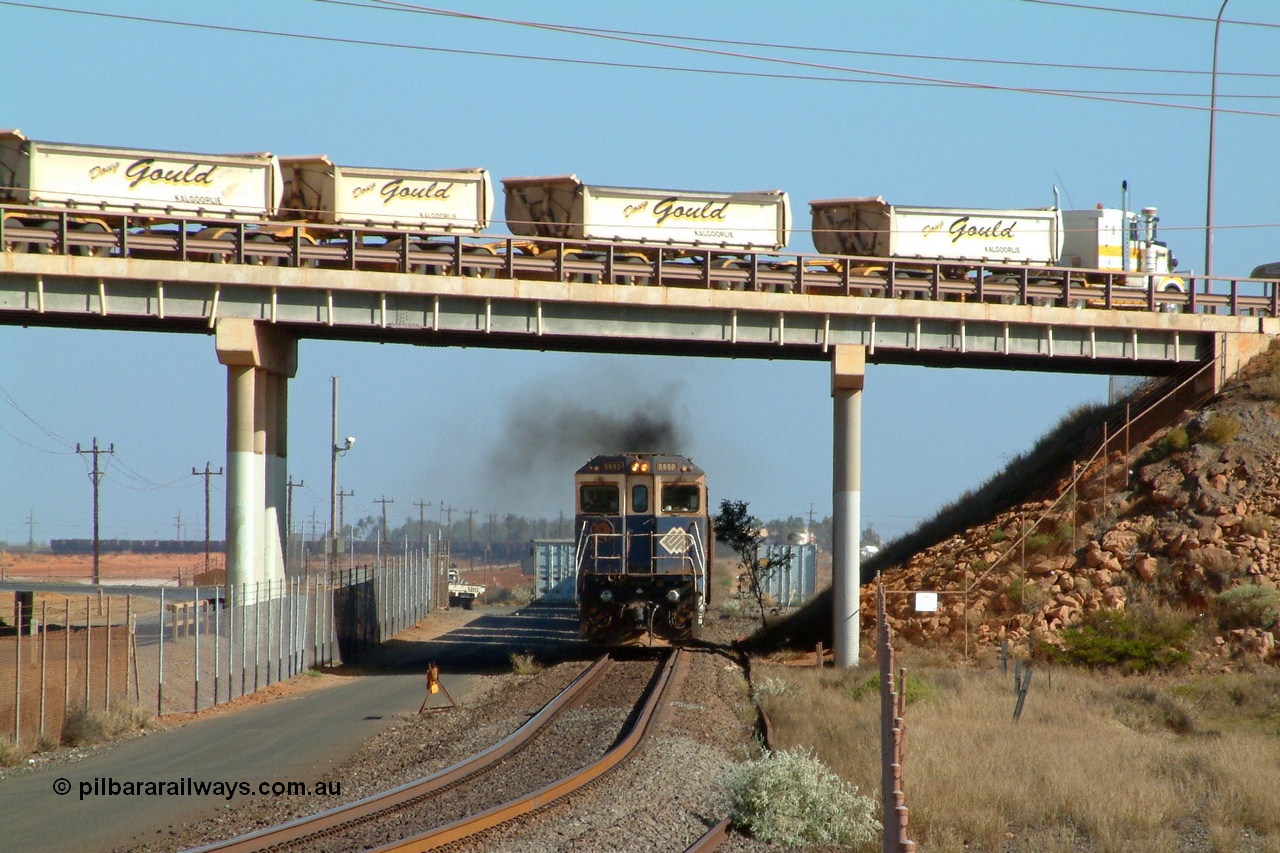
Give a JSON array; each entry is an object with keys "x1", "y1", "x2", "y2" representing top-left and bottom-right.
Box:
[{"x1": 0, "y1": 551, "x2": 213, "y2": 585}]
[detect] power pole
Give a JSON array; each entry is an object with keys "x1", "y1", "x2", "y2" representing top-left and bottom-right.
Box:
[
  {"x1": 442, "y1": 505, "x2": 455, "y2": 546},
  {"x1": 286, "y1": 476, "x2": 305, "y2": 572},
  {"x1": 338, "y1": 489, "x2": 354, "y2": 551},
  {"x1": 174, "y1": 510, "x2": 183, "y2": 541},
  {"x1": 192, "y1": 463, "x2": 224, "y2": 574},
  {"x1": 413, "y1": 500, "x2": 431, "y2": 548},
  {"x1": 465, "y1": 508, "x2": 476, "y2": 570},
  {"x1": 25, "y1": 510, "x2": 35, "y2": 551},
  {"x1": 374, "y1": 496, "x2": 395, "y2": 546},
  {"x1": 76, "y1": 438, "x2": 114, "y2": 585}
]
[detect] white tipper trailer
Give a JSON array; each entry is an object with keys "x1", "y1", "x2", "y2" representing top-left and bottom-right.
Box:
[
  {"x1": 0, "y1": 129, "x2": 282, "y2": 222},
  {"x1": 809, "y1": 196, "x2": 1182, "y2": 292},
  {"x1": 503, "y1": 174, "x2": 790, "y2": 252},
  {"x1": 809, "y1": 196, "x2": 1062, "y2": 265},
  {"x1": 280, "y1": 156, "x2": 493, "y2": 233}
]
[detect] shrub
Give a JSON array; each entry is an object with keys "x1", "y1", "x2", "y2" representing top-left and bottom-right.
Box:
[
  {"x1": 989, "y1": 527, "x2": 1007, "y2": 543},
  {"x1": 721, "y1": 747, "x2": 880, "y2": 846},
  {"x1": 509, "y1": 652, "x2": 541, "y2": 675},
  {"x1": 1056, "y1": 521, "x2": 1076, "y2": 543},
  {"x1": 1145, "y1": 427, "x2": 1190, "y2": 464},
  {"x1": 1199, "y1": 414, "x2": 1240, "y2": 446},
  {"x1": 0, "y1": 738, "x2": 22, "y2": 767},
  {"x1": 847, "y1": 673, "x2": 939, "y2": 705},
  {"x1": 1044, "y1": 607, "x2": 1195, "y2": 672},
  {"x1": 1240, "y1": 514, "x2": 1276, "y2": 537},
  {"x1": 1024, "y1": 533, "x2": 1054, "y2": 554},
  {"x1": 1216, "y1": 585, "x2": 1280, "y2": 630},
  {"x1": 1247, "y1": 375, "x2": 1280, "y2": 401},
  {"x1": 62, "y1": 702, "x2": 152, "y2": 747},
  {"x1": 752, "y1": 676, "x2": 798, "y2": 702},
  {"x1": 486, "y1": 585, "x2": 534, "y2": 607}
]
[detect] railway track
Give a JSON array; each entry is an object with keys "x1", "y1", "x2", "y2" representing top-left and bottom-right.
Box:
[{"x1": 188, "y1": 649, "x2": 682, "y2": 853}]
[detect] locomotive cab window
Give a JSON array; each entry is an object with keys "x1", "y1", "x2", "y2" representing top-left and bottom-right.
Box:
[
  {"x1": 661, "y1": 484, "x2": 701, "y2": 513},
  {"x1": 631, "y1": 484, "x2": 649, "y2": 513},
  {"x1": 580, "y1": 484, "x2": 619, "y2": 514}
]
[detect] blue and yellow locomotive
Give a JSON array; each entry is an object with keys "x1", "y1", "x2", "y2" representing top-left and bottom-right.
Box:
[{"x1": 574, "y1": 452, "x2": 711, "y2": 645}]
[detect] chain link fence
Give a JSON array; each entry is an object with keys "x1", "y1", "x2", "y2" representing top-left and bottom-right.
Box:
[{"x1": 0, "y1": 542, "x2": 449, "y2": 750}]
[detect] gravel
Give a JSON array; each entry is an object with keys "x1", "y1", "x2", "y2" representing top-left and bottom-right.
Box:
[{"x1": 116, "y1": 607, "x2": 778, "y2": 853}]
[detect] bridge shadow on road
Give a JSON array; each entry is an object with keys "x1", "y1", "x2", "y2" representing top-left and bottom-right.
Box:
[{"x1": 336, "y1": 601, "x2": 590, "y2": 677}]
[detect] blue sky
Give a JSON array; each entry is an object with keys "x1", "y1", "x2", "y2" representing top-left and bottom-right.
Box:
[{"x1": 3, "y1": 0, "x2": 1278, "y2": 546}]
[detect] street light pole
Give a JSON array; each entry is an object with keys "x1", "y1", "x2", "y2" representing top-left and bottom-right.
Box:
[
  {"x1": 330, "y1": 376, "x2": 339, "y2": 558},
  {"x1": 329, "y1": 376, "x2": 355, "y2": 560},
  {"x1": 1204, "y1": 0, "x2": 1230, "y2": 279}
]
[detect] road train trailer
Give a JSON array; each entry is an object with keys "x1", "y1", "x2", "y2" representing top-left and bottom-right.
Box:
[{"x1": 810, "y1": 195, "x2": 1185, "y2": 295}]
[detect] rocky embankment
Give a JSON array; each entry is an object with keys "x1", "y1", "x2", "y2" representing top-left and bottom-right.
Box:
[{"x1": 869, "y1": 342, "x2": 1280, "y2": 669}]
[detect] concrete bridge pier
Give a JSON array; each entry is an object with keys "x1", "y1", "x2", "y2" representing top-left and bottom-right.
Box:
[
  {"x1": 832, "y1": 345, "x2": 864, "y2": 668},
  {"x1": 215, "y1": 318, "x2": 297, "y2": 594}
]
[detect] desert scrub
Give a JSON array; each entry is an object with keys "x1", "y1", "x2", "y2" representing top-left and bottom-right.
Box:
[
  {"x1": 752, "y1": 676, "x2": 798, "y2": 702},
  {"x1": 0, "y1": 738, "x2": 22, "y2": 767},
  {"x1": 1216, "y1": 585, "x2": 1280, "y2": 630},
  {"x1": 61, "y1": 702, "x2": 153, "y2": 747},
  {"x1": 847, "y1": 672, "x2": 940, "y2": 705},
  {"x1": 721, "y1": 747, "x2": 880, "y2": 847},
  {"x1": 1198, "y1": 413, "x2": 1240, "y2": 446},
  {"x1": 486, "y1": 585, "x2": 534, "y2": 607},
  {"x1": 1144, "y1": 426, "x2": 1190, "y2": 464},
  {"x1": 1043, "y1": 607, "x2": 1195, "y2": 672},
  {"x1": 508, "y1": 652, "x2": 542, "y2": 675}
]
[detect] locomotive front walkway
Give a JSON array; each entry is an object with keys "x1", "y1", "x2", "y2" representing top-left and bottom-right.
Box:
[{"x1": 0, "y1": 605, "x2": 579, "y2": 853}]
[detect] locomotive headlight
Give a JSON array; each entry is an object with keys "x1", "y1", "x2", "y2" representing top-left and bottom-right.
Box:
[
  {"x1": 629, "y1": 460, "x2": 650, "y2": 473},
  {"x1": 599, "y1": 590, "x2": 614, "y2": 603},
  {"x1": 665, "y1": 589, "x2": 681, "y2": 603}
]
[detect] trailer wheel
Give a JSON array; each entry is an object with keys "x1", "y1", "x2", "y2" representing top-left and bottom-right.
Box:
[
  {"x1": 69, "y1": 222, "x2": 113, "y2": 257},
  {"x1": 611, "y1": 256, "x2": 652, "y2": 286}
]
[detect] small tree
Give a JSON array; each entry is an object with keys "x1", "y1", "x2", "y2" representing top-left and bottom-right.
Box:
[{"x1": 715, "y1": 499, "x2": 793, "y2": 630}]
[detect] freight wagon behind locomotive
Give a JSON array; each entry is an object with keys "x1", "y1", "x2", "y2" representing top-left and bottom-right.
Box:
[{"x1": 574, "y1": 453, "x2": 711, "y2": 646}]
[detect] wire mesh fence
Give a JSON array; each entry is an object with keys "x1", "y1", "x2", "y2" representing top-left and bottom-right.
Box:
[{"x1": 0, "y1": 542, "x2": 448, "y2": 750}]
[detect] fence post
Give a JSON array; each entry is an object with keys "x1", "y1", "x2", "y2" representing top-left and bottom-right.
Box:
[
  {"x1": 40, "y1": 600, "x2": 48, "y2": 741},
  {"x1": 194, "y1": 587, "x2": 201, "y2": 712},
  {"x1": 14, "y1": 605, "x2": 21, "y2": 748},
  {"x1": 84, "y1": 597, "x2": 91, "y2": 710},
  {"x1": 104, "y1": 595, "x2": 111, "y2": 711},
  {"x1": 214, "y1": 587, "x2": 221, "y2": 707},
  {"x1": 63, "y1": 599, "x2": 70, "y2": 729},
  {"x1": 158, "y1": 588, "x2": 165, "y2": 717}
]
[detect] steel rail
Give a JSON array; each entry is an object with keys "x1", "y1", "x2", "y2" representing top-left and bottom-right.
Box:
[
  {"x1": 369, "y1": 647, "x2": 684, "y2": 853},
  {"x1": 684, "y1": 817, "x2": 733, "y2": 852},
  {"x1": 184, "y1": 654, "x2": 614, "y2": 853}
]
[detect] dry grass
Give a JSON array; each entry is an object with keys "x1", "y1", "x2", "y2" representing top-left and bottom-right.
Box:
[
  {"x1": 61, "y1": 702, "x2": 154, "y2": 747},
  {"x1": 508, "y1": 652, "x2": 542, "y2": 675},
  {"x1": 754, "y1": 655, "x2": 1280, "y2": 852}
]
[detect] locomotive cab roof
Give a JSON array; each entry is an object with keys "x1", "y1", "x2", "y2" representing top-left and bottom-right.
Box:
[{"x1": 576, "y1": 453, "x2": 703, "y2": 476}]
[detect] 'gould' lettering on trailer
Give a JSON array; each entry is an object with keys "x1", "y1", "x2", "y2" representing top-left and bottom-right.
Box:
[
  {"x1": 947, "y1": 216, "x2": 1017, "y2": 244},
  {"x1": 379, "y1": 179, "x2": 454, "y2": 205},
  {"x1": 124, "y1": 159, "x2": 217, "y2": 191},
  {"x1": 652, "y1": 197, "x2": 729, "y2": 227}
]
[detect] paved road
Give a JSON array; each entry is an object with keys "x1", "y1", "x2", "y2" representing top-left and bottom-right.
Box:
[{"x1": 0, "y1": 603, "x2": 585, "y2": 852}]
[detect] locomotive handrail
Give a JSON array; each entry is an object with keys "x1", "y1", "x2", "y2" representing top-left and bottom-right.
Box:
[
  {"x1": 5, "y1": 201, "x2": 1280, "y2": 317},
  {"x1": 576, "y1": 530, "x2": 701, "y2": 575}
]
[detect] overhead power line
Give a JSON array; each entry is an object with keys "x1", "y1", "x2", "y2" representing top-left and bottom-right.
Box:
[
  {"x1": 348, "y1": 0, "x2": 1280, "y2": 79},
  {"x1": 1017, "y1": 0, "x2": 1280, "y2": 29},
  {"x1": 3, "y1": 1, "x2": 1279, "y2": 118}
]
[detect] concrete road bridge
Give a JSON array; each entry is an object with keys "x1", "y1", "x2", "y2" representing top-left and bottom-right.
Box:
[{"x1": 4, "y1": 215, "x2": 1278, "y2": 666}]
